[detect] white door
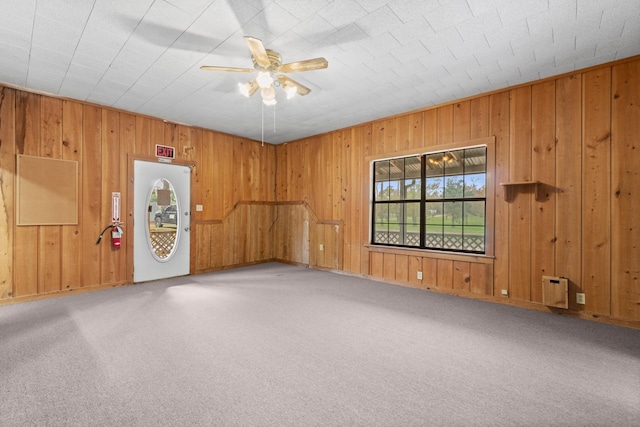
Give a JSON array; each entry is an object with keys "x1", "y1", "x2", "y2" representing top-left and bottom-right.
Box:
[{"x1": 133, "y1": 160, "x2": 191, "y2": 282}]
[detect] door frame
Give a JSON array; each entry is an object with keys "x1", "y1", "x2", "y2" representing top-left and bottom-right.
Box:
[{"x1": 126, "y1": 154, "x2": 196, "y2": 283}]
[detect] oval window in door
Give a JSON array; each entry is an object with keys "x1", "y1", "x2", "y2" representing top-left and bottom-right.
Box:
[{"x1": 146, "y1": 178, "x2": 181, "y2": 262}]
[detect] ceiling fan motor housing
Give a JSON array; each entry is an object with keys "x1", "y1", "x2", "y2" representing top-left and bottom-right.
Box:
[{"x1": 253, "y1": 49, "x2": 282, "y2": 73}]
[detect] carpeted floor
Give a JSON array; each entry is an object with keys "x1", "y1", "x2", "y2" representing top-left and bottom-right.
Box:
[{"x1": 1, "y1": 262, "x2": 639, "y2": 426}]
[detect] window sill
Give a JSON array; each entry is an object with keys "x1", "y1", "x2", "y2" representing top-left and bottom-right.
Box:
[{"x1": 364, "y1": 244, "x2": 495, "y2": 264}]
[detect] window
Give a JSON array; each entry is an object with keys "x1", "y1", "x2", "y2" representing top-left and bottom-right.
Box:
[{"x1": 372, "y1": 146, "x2": 487, "y2": 254}]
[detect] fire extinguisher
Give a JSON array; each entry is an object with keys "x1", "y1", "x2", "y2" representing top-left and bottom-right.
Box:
[
  {"x1": 96, "y1": 223, "x2": 123, "y2": 249},
  {"x1": 111, "y1": 225, "x2": 122, "y2": 249}
]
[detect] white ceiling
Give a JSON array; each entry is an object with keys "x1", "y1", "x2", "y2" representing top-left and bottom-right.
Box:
[{"x1": 1, "y1": 0, "x2": 638, "y2": 144}]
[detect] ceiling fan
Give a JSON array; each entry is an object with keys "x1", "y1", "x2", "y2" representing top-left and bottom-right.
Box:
[{"x1": 200, "y1": 36, "x2": 328, "y2": 106}]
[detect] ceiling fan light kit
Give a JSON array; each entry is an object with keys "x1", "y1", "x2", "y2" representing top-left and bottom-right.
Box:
[
  {"x1": 201, "y1": 36, "x2": 327, "y2": 106},
  {"x1": 238, "y1": 80, "x2": 259, "y2": 97},
  {"x1": 256, "y1": 72, "x2": 273, "y2": 89},
  {"x1": 261, "y1": 86, "x2": 277, "y2": 106}
]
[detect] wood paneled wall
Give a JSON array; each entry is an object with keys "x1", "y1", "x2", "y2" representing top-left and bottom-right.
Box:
[
  {"x1": 0, "y1": 87, "x2": 275, "y2": 301},
  {"x1": 274, "y1": 57, "x2": 640, "y2": 326},
  {"x1": 1, "y1": 56, "x2": 638, "y2": 328}
]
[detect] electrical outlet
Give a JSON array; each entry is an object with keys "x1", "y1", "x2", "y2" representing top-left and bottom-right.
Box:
[
  {"x1": 576, "y1": 293, "x2": 586, "y2": 305},
  {"x1": 417, "y1": 271, "x2": 423, "y2": 280},
  {"x1": 195, "y1": 204, "x2": 203, "y2": 212},
  {"x1": 501, "y1": 289, "x2": 509, "y2": 296},
  {"x1": 319, "y1": 244, "x2": 324, "y2": 251}
]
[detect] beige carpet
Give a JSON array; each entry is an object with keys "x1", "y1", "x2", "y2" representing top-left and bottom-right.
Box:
[{"x1": 1, "y1": 262, "x2": 639, "y2": 426}]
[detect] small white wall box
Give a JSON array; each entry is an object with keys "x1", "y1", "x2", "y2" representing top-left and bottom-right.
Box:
[{"x1": 542, "y1": 276, "x2": 569, "y2": 309}]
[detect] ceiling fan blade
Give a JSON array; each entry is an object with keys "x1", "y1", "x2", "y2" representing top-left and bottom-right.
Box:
[
  {"x1": 280, "y1": 57, "x2": 328, "y2": 73},
  {"x1": 277, "y1": 75, "x2": 311, "y2": 96},
  {"x1": 200, "y1": 65, "x2": 254, "y2": 73},
  {"x1": 244, "y1": 36, "x2": 271, "y2": 68}
]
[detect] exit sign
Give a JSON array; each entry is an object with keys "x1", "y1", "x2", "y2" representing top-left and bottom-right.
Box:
[{"x1": 155, "y1": 144, "x2": 175, "y2": 159}]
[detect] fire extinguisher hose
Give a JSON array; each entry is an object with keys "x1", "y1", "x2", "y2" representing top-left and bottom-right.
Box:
[{"x1": 96, "y1": 224, "x2": 115, "y2": 245}]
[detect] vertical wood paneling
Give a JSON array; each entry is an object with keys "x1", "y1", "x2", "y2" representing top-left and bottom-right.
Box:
[
  {"x1": 329, "y1": 223, "x2": 341, "y2": 269},
  {"x1": 101, "y1": 110, "x2": 120, "y2": 284},
  {"x1": 408, "y1": 256, "x2": 422, "y2": 287},
  {"x1": 310, "y1": 137, "x2": 322, "y2": 217},
  {"x1": 397, "y1": 112, "x2": 424, "y2": 150},
  {"x1": 0, "y1": 87, "x2": 15, "y2": 298},
  {"x1": 423, "y1": 109, "x2": 438, "y2": 147},
  {"x1": 332, "y1": 132, "x2": 344, "y2": 220},
  {"x1": 370, "y1": 252, "x2": 383, "y2": 278},
  {"x1": 260, "y1": 144, "x2": 273, "y2": 201},
  {"x1": 265, "y1": 204, "x2": 275, "y2": 259},
  {"x1": 352, "y1": 125, "x2": 366, "y2": 274},
  {"x1": 530, "y1": 81, "x2": 556, "y2": 303},
  {"x1": 292, "y1": 140, "x2": 304, "y2": 200},
  {"x1": 81, "y1": 105, "x2": 102, "y2": 287},
  {"x1": 453, "y1": 261, "x2": 470, "y2": 291},
  {"x1": 556, "y1": 74, "x2": 583, "y2": 310},
  {"x1": 437, "y1": 105, "x2": 454, "y2": 144},
  {"x1": 508, "y1": 86, "x2": 532, "y2": 301},
  {"x1": 182, "y1": 125, "x2": 195, "y2": 165},
  {"x1": 202, "y1": 133, "x2": 218, "y2": 220},
  {"x1": 396, "y1": 114, "x2": 412, "y2": 151},
  {"x1": 223, "y1": 212, "x2": 234, "y2": 266},
  {"x1": 323, "y1": 134, "x2": 334, "y2": 219},
  {"x1": 196, "y1": 223, "x2": 211, "y2": 271},
  {"x1": 372, "y1": 119, "x2": 393, "y2": 155},
  {"x1": 316, "y1": 224, "x2": 326, "y2": 267},
  {"x1": 342, "y1": 132, "x2": 352, "y2": 272},
  {"x1": 245, "y1": 137, "x2": 258, "y2": 200},
  {"x1": 14, "y1": 91, "x2": 40, "y2": 297},
  {"x1": 38, "y1": 97, "x2": 63, "y2": 294},
  {"x1": 210, "y1": 223, "x2": 224, "y2": 268},
  {"x1": 383, "y1": 253, "x2": 395, "y2": 281},
  {"x1": 422, "y1": 257, "x2": 438, "y2": 287},
  {"x1": 192, "y1": 130, "x2": 204, "y2": 223},
  {"x1": 134, "y1": 116, "x2": 151, "y2": 155},
  {"x1": 310, "y1": 138, "x2": 323, "y2": 216},
  {"x1": 470, "y1": 263, "x2": 492, "y2": 295},
  {"x1": 611, "y1": 61, "x2": 640, "y2": 320},
  {"x1": 61, "y1": 100, "x2": 83, "y2": 290},
  {"x1": 436, "y1": 259, "x2": 453, "y2": 288},
  {"x1": 408, "y1": 112, "x2": 425, "y2": 149},
  {"x1": 453, "y1": 101, "x2": 471, "y2": 141},
  {"x1": 232, "y1": 138, "x2": 244, "y2": 207},
  {"x1": 361, "y1": 125, "x2": 373, "y2": 275},
  {"x1": 470, "y1": 96, "x2": 490, "y2": 139},
  {"x1": 221, "y1": 134, "x2": 234, "y2": 216},
  {"x1": 582, "y1": 68, "x2": 611, "y2": 315},
  {"x1": 490, "y1": 91, "x2": 510, "y2": 296},
  {"x1": 276, "y1": 205, "x2": 287, "y2": 262},
  {"x1": 120, "y1": 113, "x2": 136, "y2": 281},
  {"x1": 150, "y1": 119, "x2": 164, "y2": 157},
  {"x1": 4, "y1": 85, "x2": 278, "y2": 299},
  {"x1": 395, "y1": 254, "x2": 409, "y2": 283},
  {"x1": 276, "y1": 143, "x2": 288, "y2": 201}
]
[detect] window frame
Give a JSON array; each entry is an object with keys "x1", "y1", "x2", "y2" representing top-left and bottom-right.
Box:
[{"x1": 367, "y1": 137, "x2": 495, "y2": 257}]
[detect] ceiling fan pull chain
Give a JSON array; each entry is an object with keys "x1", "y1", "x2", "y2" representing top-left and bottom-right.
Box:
[
  {"x1": 273, "y1": 103, "x2": 276, "y2": 133},
  {"x1": 261, "y1": 101, "x2": 264, "y2": 146}
]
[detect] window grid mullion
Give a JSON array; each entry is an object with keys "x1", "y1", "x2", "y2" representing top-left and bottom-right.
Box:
[{"x1": 372, "y1": 147, "x2": 486, "y2": 254}]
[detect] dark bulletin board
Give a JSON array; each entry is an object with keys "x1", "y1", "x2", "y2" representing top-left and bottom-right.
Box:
[{"x1": 16, "y1": 155, "x2": 78, "y2": 225}]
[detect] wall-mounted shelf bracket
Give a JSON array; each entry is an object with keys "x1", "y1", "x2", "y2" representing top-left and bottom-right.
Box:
[{"x1": 500, "y1": 181, "x2": 542, "y2": 202}]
